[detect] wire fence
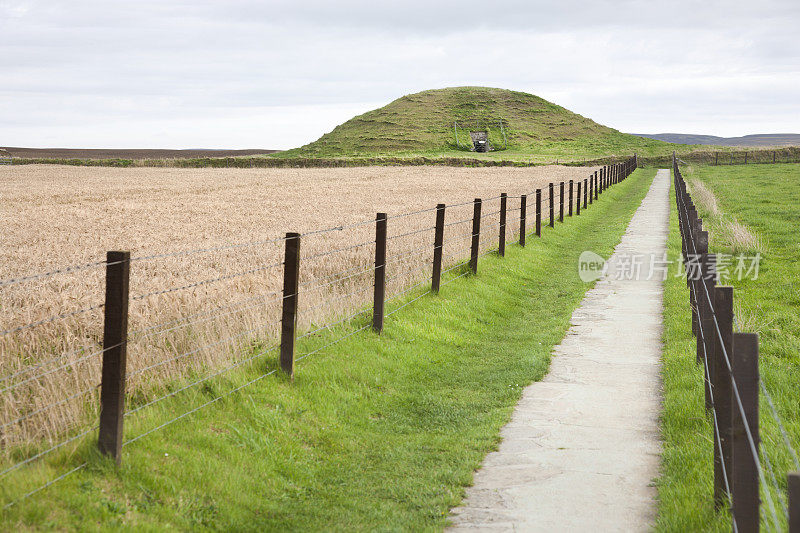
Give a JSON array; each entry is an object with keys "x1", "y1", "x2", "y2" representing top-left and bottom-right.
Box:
[
  {"x1": 0, "y1": 158, "x2": 634, "y2": 512},
  {"x1": 673, "y1": 154, "x2": 800, "y2": 532}
]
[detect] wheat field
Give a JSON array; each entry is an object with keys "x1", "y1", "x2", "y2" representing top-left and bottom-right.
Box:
[{"x1": 0, "y1": 163, "x2": 596, "y2": 453}]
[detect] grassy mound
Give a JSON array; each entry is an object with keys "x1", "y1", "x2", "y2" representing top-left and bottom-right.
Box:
[{"x1": 278, "y1": 86, "x2": 669, "y2": 160}]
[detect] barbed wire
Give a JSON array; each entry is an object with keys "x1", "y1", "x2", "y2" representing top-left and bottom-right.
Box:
[
  {"x1": 295, "y1": 324, "x2": 372, "y2": 364},
  {"x1": 127, "y1": 318, "x2": 282, "y2": 379},
  {"x1": 0, "y1": 342, "x2": 101, "y2": 387},
  {"x1": 0, "y1": 260, "x2": 118, "y2": 289},
  {"x1": 123, "y1": 363, "x2": 280, "y2": 449},
  {"x1": 698, "y1": 325, "x2": 737, "y2": 531},
  {"x1": 444, "y1": 199, "x2": 479, "y2": 209},
  {"x1": 299, "y1": 262, "x2": 372, "y2": 289},
  {"x1": 732, "y1": 317, "x2": 800, "y2": 473},
  {"x1": 0, "y1": 344, "x2": 117, "y2": 396},
  {"x1": 440, "y1": 270, "x2": 470, "y2": 287},
  {"x1": 677, "y1": 168, "x2": 782, "y2": 530},
  {"x1": 134, "y1": 291, "x2": 283, "y2": 340},
  {"x1": 297, "y1": 306, "x2": 370, "y2": 342},
  {"x1": 386, "y1": 259, "x2": 434, "y2": 285},
  {"x1": 0, "y1": 302, "x2": 105, "y2": 337},
  {"x1": 760, "y1": 381, "x2": 800, "y2": 470},
  {"x1": 0, "y1": 383, "x2": 98, "y2": 431},
  {"x1": 0, "y1": 424, "x2": 98, "y2": 479},
  {"x1": 297, "y1": 284, "x2": 373, "y2": 320},
  {"x1": 386, "y1": 205, "x2": 439, "y2": 220},
  {"x1": 130, "y1": 260, "x2": 283, "y2": 302},
  {"x1": 386, "y1": 277, "x2": 429, "y2": 308},
  {"x1": 299, "y1": 216, "x2": 377, "y2": 238},
  {"x1": 386, "y1": 281, "x2": 431, "y2": 317},
  {"x1": 302, "y1": 239, "x2": 375, "y2": 262},
  {"x1": 443, "y1": 217, "x2": 473, "y2": 229},
  {"x1": 125, "y1": 340, "x2": 280, "y2": 420},
  {"x1": 386, "y1": 225, "x2": 436, "y2": 242},
  {"x1": 298, "y1": 265, "x2": 373, "y2": 294},
  {"x1": 383, "y1": 247, "x2": 431, "y2": 269},
  {"x1": 130, "y1": 236, "x2": 288, "y2": 263},
  {"x1": 2, "y1": 462, "x2": 89, "y2": 511},
  {"x1": 761, "y1": 437, "x2": 788, "y2": 528}
]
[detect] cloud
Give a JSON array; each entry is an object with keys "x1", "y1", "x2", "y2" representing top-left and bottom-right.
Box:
[{"x1": 0, "y1": 0, "x2": 798, "y2": 147}]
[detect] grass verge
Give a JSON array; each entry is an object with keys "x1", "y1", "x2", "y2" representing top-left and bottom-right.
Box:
[
  {"x1": 657, "y1": 163, "x2": 800, "y2": 531},
  {"x1": 2, "y1": 169, "x2": 654, "y2": 531}
]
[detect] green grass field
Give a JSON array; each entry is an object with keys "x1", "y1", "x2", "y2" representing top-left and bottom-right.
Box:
[
  {"x1": 1, "y1": 170, "x2": 654, "y2": 530},
  {"x1": 657, "y1": 163, "x2": 800, "y2": 531}
]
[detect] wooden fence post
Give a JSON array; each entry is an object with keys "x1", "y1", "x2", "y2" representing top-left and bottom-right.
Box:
[
  {"x1": 690, "y1": 217, "x2": 703, "y2": 339},
  {"x1": 702, "y1": 253, "x2": 716, "y2": 411},
  {"x1": 773, "y1": 151, "x2": 777, "y2": 165},
  {"x1": 715, "y1": 152, "x2": 719, "y2": 166},
  {"x1": 568, "y1": 180, "x2": 574, "y2": 217},
  {"x1": 583, "y1": 178, "x2": 588, "y2": 209},
  {"x1": 731, "y1": 332, "x2": 760, "y2": 533},
  {"x1": 98, "y1": 251, "x2": 131, "y2": 463},
  {"x1": 789, "y1": 472, "x2": 800, "y2": 532},
  {"x1": 576, "y1": 181, "x2": 581, "y2": 215},
  {"x1": 499, "y1": 193, "x2": 507, "y2": 257},
  {"x1": 280, "y1": 233, "x2": 301, "y2": 375},
  {"x1": 372, "y1": 213, "x2": 387, "y2": 333},
  {"x1": 519, "y1": 195, "x2": 527, "y2": 247},
  {"x1": 713, "y1": 286, "x2": 734, "y2": 509},
  {"x1": 744, "y1": 152, "x2": 748, "y2": 165},
  {"x1": 594, "y1": 171, "x2": 598, "y2": 201},
  {"x1": 696, "y1": 231, "x2": 709, "y2": 370},
  {"x1": 431, "y1": 204, "x2": 445, "y2": 293},
  {"x1": 536, "y1": 189, "x2": 542, "y2": 237},
  {"x1": 470, "y1": 199, "x2": 481, "y2": 274},
  {"x1": 559, "y1": 182, "x2": 564, "y2": 222},
  {"x1": 549, "y1": 183, "x2": 554, "y2": 228}
]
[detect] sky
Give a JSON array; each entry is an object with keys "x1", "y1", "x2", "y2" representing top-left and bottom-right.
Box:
[{"x1": 1, "y1": 0, "x2": 799, "y2": 149}]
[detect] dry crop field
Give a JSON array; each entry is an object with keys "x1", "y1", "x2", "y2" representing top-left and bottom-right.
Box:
[{"x1": 0, "y1": 163, "x2": 595, "y2": 454}]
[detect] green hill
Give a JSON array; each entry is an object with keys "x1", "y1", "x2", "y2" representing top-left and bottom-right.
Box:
[{"x1": 278, "y1": 86, "x2": 670, "y2": 161}]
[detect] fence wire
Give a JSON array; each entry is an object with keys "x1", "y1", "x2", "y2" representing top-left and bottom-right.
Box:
[
  {"x1": 1, "y1": 170, "x2": 620, "y2": 514},
  {"x1": 675, "y1": 160, "x2": 787, "y2": 530}
]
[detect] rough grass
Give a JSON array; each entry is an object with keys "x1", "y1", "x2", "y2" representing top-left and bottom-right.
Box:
[
  {"x1": 658, "y1": 163, "x2": 800, "y2": 531},
  {"x1": 0, "y1": 167, "x2": 654, "y2": 530},
  {"x1": 686, "y1": 171, "x2": 764, "y2": 254}
]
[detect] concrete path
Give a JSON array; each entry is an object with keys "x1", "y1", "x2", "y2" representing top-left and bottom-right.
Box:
[{"x1": 448, "y1": 169, "x2": 670, "y2": 532}]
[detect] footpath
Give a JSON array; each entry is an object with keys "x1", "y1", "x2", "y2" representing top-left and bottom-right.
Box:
[{"x1": 449, "y1": 169, "x2": 670, "y2": 531}]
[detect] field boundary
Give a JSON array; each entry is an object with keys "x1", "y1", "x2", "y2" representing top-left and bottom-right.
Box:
[
  {"x1": 0, "y1": 158, "x2": 635, "y2": 510},
  {"x1": 672, "y1": 154, "x2": 800, "y2": 532},
  {"x1": 5, "y1": 146, "x2": 800, "y2": 169}
]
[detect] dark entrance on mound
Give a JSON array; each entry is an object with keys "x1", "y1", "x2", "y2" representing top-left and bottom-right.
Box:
[
  {"x1": 452, "y1": 118, "x2": 508, "y2": 152},
  {"x1": 470, "y1": 131, "x2": 489, "y2": 152}
]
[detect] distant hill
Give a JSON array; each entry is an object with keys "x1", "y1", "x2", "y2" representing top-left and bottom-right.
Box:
[
  {"x1": 630, "y1": 133, "x2": 800, "y2": 147},
  {"x1": 281, "y1": 87, "x2": 668, "y2": 158},
  {"x1": 0, "y1": 147, "x2": 279, "y2": 159}
]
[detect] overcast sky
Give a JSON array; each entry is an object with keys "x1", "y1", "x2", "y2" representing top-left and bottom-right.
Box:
[{"x1": 1, "y1": 0, "x2": 798, "y2": 149}]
